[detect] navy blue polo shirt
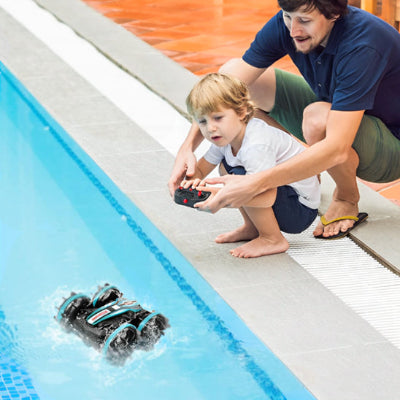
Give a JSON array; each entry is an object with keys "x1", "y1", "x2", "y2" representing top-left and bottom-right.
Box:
[{"x1": 243, "y1": 6, "x2": 400, "y2": 138}]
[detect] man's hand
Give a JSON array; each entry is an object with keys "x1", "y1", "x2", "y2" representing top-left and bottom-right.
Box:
[
  {"x1": 168, "y1": 150, "x2": 197, "y2": 196},
  {"x1": 195, "y1": 174, "x2": 261, "y2": 213}
]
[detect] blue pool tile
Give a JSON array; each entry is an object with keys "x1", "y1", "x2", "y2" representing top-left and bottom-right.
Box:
[{"x1": 0, "y1": 356, "x2": 40, "y2": 400}]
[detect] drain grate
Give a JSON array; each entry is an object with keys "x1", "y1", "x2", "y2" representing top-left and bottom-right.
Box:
[{"x1": 286, "y1": 221, "x2": 400, "y2": 348}]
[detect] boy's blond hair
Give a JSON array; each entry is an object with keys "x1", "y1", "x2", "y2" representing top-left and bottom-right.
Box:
[{"x1": 186, "y1": 73, "x2": 255, "y2": 124}]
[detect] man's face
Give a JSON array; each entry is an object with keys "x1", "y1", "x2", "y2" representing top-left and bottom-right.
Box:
[{"x1": 282, "y1": 5, "x2": 338, "y2": 53}]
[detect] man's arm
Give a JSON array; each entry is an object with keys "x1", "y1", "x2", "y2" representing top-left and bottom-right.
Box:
[
  {"x1": 253, "y1": 109, "x2": 365, "y2": 190},
  {"x1": 219, "y1": 58, "x2": 267, "y2": 86},
  {"x1": 197, "y1": 109, "x2": 365, "y2": 212}
]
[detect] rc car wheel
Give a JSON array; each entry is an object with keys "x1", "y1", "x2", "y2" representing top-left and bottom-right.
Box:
[
  {"x1": 57, "y1": 293, "x2": 91, "y2": 329},
  {"x1": 103, "y1": 323, "x2": 137, "y2": 364},
  {"x1": 91, "y1": 284, "x2": 122, "y2": 307}
]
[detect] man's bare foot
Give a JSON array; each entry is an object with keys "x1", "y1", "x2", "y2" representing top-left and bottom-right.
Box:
[
  {"x1": 313, "y1": 198, "x2": 359, "y2": 238},
  {"x1": 230, "y1": 236, "x2": 289, "y2": 258},
  {"x1": 215, "y1": 224, "x2": 258, "y2": 243}
]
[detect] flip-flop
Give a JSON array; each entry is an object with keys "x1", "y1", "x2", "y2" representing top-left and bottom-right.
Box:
[{"x1": 314, "y1": 212, "x2": 368, "y2": 240}]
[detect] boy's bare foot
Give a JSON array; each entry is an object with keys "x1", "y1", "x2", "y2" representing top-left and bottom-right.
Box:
[
  {"x1": 230, "y1": 236, "x2": 289, "y2": 258},
  {"x1": 215, "y1": 224, "x2": 258, "y2": 244}
]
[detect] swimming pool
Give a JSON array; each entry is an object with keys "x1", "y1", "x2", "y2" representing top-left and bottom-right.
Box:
[{"x1": 0, "y1": 62, "x2": 316, "y2": 400}]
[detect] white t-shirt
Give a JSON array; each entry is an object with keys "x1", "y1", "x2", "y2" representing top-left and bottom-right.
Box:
[{"x1": 204, "y1": 118, "x2": 320, "y2": 209}]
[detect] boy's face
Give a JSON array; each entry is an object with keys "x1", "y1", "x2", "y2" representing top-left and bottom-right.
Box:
[
  {"x1": 196, "y1": 107, "x2": 246, "y2": 152},
  {"x1": 282, "y1": 5, "x2": 338, "y2": 53}
]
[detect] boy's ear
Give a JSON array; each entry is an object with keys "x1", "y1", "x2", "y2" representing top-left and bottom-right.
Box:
[{"x1": 238, "y1": 108, "x2": 248, "y2": 120}]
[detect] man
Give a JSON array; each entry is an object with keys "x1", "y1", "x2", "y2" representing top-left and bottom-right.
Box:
[{"x1": 168, "y1": 0, "x2": 400, "y2": 239}]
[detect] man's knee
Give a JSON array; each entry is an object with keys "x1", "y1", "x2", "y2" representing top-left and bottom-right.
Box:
[
  {"x1": 302, "y1": 102, "x2": 330, "y2": 145},
  {"x1": 353, "y1": 115, "x2": 400, "y2": 182}
]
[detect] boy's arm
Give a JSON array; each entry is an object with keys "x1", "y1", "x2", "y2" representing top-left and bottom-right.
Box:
[
  {"x1": 196, "y1": 158, "x2": 217, "y2": 179},
  {"x1": 181, "y1": 157, "x2": 217, "y2": 187},
  {"x1": 168, "y1": 122, "x2": 204, "y2": 194}
]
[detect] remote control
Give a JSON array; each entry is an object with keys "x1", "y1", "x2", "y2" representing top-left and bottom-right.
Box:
[{"x1": 174, "y1": 186, "x2": 211, "y2": 208}]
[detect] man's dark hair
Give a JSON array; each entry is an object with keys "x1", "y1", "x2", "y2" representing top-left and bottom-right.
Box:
[{"x1": 278, "y1": 0, "x2": 348, "y2": 19}]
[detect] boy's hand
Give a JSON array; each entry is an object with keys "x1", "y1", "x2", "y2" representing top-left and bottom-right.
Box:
[
  {"x1": 168, "y1": 150, "x2": 197, "y2": 196},
  {"x1": 180, "y1": 178, "x2": 202, "y2": 189}
]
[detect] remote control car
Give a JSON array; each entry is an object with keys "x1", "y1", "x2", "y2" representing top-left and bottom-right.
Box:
[
  {"x1": 56, "y1": 284, "x2": 169, "y2": 364},
  {"x1": 174, "y1": 186, "x2": 211, "y2": 208}
]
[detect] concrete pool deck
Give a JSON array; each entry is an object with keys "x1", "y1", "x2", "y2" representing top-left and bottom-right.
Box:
[{"x1": 1, "y1": 0, "x2": 400, "y2": 398}]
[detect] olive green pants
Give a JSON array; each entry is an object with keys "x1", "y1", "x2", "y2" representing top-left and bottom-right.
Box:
[{"x1": 269, "y1": 69, "x2": 400, "y2": 183}]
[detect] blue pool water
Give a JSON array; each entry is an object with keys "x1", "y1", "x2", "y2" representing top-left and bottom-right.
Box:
[{"x1": 0, "y1": 62, "x2": 315, "y2": 400}]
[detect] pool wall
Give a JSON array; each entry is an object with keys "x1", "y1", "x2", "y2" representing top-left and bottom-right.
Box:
[{"x1": 1, "y1": 2, "x2": 400, "y2": 399}]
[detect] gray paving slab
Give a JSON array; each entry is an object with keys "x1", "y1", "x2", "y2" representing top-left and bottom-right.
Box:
[
  {"x1": 283, "y1": 341, "x2": 400, "y2": 400},
  {"x1": 2, "y1": 2, "x2": 400, "y2": 399},
  {"x1": 22, "y1": 70, "x2": 102, "y2": 101},
  {"x1": 38, "y1": 92, "x2": 130, "y2": 128},
  {"x1": 0, "y1": 39, "x2": 68, "y2": 79},
  {"x1": 219, "y1": 277, "x2": 385, "y2": 354},
  {"x1": 67, "y1": 122, "x2": 165, "y2": 157},
  {"x1": 93, "y1": 149, "x2": 174, "y2": 191}
]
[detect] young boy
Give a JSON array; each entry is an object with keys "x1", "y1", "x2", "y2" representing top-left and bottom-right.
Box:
[{"x1": 181, "y1": 73, "x2": 320, "y2": 258}]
